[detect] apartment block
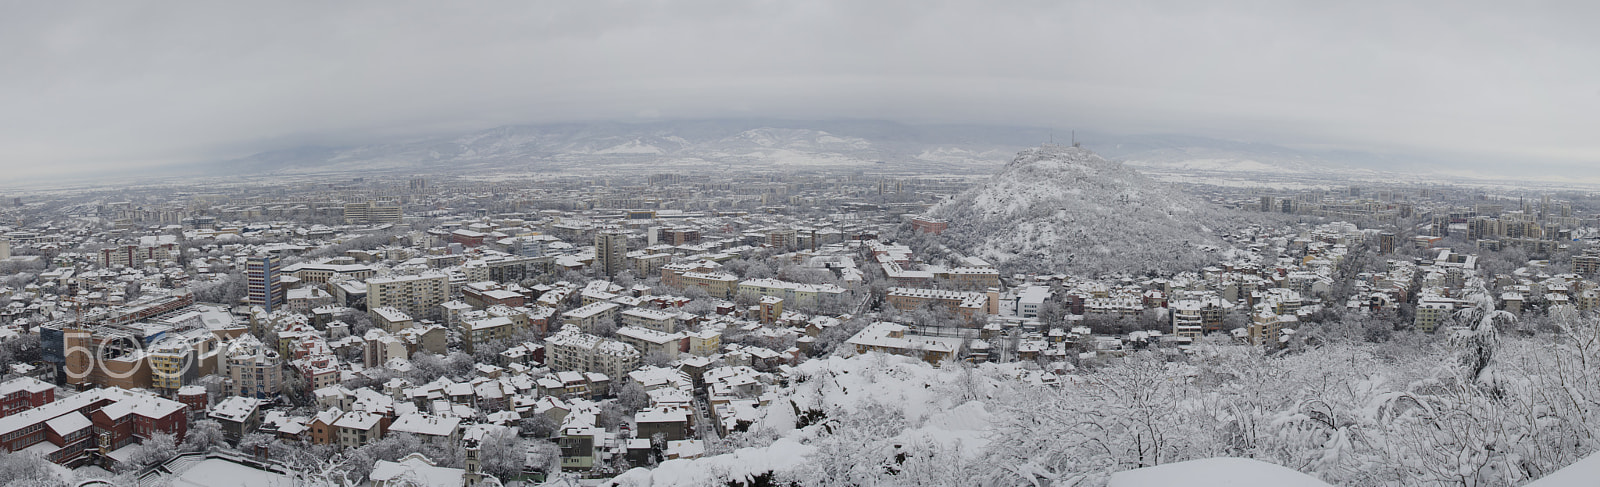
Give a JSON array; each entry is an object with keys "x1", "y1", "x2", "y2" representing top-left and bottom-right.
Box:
[
  {"x1": 885, "y1": 287, "x2": 989, "y2": 318},
  {"x1": 736, "y1": 278, "x2": 847, "y2": 309},
  {"x1": 562, "y1": 302, "x2": 620, "y2": 334},
  {"x1": 246, "y1": 255, "x2": 286, "y2": 313},
  {"x1": 344, "y1": 201, "x2": 402, "y2": 224},
  {"x1": 595, "y1": 231, "x2": 627, "y2": 279},
  {"x1": 616, "y1": 326, "x2": 684, "y2": 360},
  {"x1": 620, "y1": 307, "x2": 679, "y2": 333},
  {"x1": 366, "y1": 272, "x2": 450, "y2": 322},
  {"x1": 545, "y1": 327, "x2": 641, "y2": 380},
  {"x1": 224, "y1": 334, "x2": 283, "y2": 400}
]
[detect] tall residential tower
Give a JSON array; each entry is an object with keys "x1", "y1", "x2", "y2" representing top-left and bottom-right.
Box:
[
  {"x1": 595, "y1": 231, "x2": 627, "y2": 279},
  {"x1": 246, "y1": 255, "x2": 286, "y2": 312}
]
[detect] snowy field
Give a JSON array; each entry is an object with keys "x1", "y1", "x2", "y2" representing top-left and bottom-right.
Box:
[{"x1": 167, "y1": 459, "x2": 293, "y2": 487}]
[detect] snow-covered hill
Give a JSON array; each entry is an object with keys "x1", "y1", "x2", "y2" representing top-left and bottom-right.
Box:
[{"x1": 927, "y1": 145, "x2": 1233, "y2": 275}]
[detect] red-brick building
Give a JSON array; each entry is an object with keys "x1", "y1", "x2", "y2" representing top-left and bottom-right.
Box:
[
  {"x1": 177, "y1": 386, "x2": 209, "y2": 419},
  {"x1": 910, "y1": 217, "x2": 948, "y2": 234},
  {"x1": 0, "y1": 377, "x2": 54, "y2": 418},
  {"x1": 0, "y1": 385, "x2": 187, "y2": 467},
  {"x1": 663, "y1": 228, "x2": 700, "y2": 246},
  {"x1": 463, "y1": 283, "x2": 526, "y2": 309},
  {"x1": 450, "y1": 229, "x2": 486, "y2": 247}
]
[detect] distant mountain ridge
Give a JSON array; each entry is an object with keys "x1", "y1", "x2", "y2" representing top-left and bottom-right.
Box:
[
  {"x1": 212, "y1": 120, "x2": 1058, "y2": 176},
  {"x1": 189, "y1": 119, "x2": 1482, "y2": 182},
  {"x1": 927, "y1": 145, "x2": 1233, "y2": 275}
]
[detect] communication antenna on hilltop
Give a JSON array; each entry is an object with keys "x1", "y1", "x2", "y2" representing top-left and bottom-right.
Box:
[{"x1": 1072, "y1": 130, "x2": 1080, "y2": 148}]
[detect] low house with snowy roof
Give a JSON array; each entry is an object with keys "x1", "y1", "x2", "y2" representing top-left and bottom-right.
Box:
[
  {"x1": 208, "y1": 396, "x2": 263, "y2": 441},
  {"x1": 0, "y1": 386, "x2": 192, "y2": 466},
  {"x1": 308, "y1": 408, "x2": 342, "y2": 446},
  {"x1": 885, "y1": 287, "x2": 989, "y2": 318},
  {"x1": 333, "y1": 410, "x2": 386, "y2": 449},
  {"x1": 635, "y1": 406, "x2": 692, "y2": 441},
  {"x1": 371, "y1": 307, "x2": 416, "y2": 332},
  {"x1": 388, "y1": 412, "x2": 462, "y2": 445},
  {"x1": 371, "y1": 453, "x2": 473, "y2": 487},
  {"x1": 664, "y1": 439, "x2": 706, "y2": 460},
  {"x1": 259, "y1": 410, "x2": 309, "y2": 442}
]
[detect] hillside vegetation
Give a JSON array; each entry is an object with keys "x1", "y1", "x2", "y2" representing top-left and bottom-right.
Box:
[{"x1": 928, "y1": 145, "x2": 1236, "y2": 275}]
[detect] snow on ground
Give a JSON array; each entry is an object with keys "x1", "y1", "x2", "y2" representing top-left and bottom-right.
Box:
[
  {"x1": 924, "y1": 147, "x2": 1012, "y2": 163},
  {"x1": 1526, "y1": 451, "x2": 1600, "y2": 486},
  {"x1": 928, "y1": 145, "x2": 1230, "y2": 275},
  {"x1": 761, "y1": 354, "x2": 1018, "y2": 438},
  {"x1": 594, "y1": 139, "x2": 664, "y2": 155},
  {"x1": 167, "y1": 459, "x2": 294, "y2": 487},
  {"x1": 1106, "y1": 458, "x2": 1333, "y2": 487},
  {"x1": 608, "y1": 354, "x2": 1021, "y2": 486},
  {"x1": 738, "y1": 148, "x2": 869, "y2": 166},
  {"x1": 1126, "y1": 157, "x2": 1302, "y2": 174},
  {"x1": 610, "y1": 438, "x2": 816, "y2": 487},
  {"x1": 814, "y1": 133, "x2": 871, "y2": 150}
]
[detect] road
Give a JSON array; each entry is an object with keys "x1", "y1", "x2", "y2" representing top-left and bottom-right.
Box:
[{"x1": 693, "y1": 389, "x2": 720, "y2": 443}]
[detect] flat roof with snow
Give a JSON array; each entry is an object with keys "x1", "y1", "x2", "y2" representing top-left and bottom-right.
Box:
[{"x1": 168, "y1": 458, "x2": 294, "y2": 487}]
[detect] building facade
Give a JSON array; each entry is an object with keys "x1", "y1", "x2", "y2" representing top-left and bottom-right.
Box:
[
  {"x1": 246, "y1": 256, "x2": 286, "y2": 312},
  {"x1": 366, "y1": 273, "x2": 450, "y2": 322},
  {"x1": 595, "y1": 231, "x2": 627, "y2": 279}
]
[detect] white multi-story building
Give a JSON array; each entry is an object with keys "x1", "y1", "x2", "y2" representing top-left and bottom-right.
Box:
[
  {"x1": 616, "y1": 326, "x2": 684, "y2": 360},
  {"x1": 620, "y1": 307, "x2": 678, "y2": 333},
  {"x1": 545, "y1": 326, "x2": 641, "y2": 380},
  {"x1": 224, "y1": 334, "x2": 283, "y2": 400},
  {"x1": 367, "y1": 272, "x2": 450, "y2": 321},
  {"x1": 562, "y1": 302, "x2": 619, "y2": 333}
]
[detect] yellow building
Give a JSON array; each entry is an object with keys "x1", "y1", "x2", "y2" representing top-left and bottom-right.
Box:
[{"x1": 685, "y1": 330, "x2": 721, "y2": 357}]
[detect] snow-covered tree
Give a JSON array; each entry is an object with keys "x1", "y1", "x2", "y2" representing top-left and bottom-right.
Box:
[
  {"x1": 479, "y1": 427, "x2": 528, "y2": 481},
  {"x1": 122, "y1": 432, "x2": 177, "y2": 472},
  {"x1": 0, "y1": 451, "x2": 67, "y2": 487},
  {"x1": 1450, "y1": 283, "x2": 1515, "y2": 383},
  {"x1": 182, "y1": 419, "x2": 227, "y2": 452}
]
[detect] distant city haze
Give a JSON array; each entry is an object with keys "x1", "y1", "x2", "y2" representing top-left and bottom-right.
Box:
[{"x1": 2, "y1": 1, "x2": 1597, "y2": 177}]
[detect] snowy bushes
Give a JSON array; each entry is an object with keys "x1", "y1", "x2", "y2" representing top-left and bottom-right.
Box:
[{"x1": 613, "y1": 321, "x2": 1600, "y2": 486}]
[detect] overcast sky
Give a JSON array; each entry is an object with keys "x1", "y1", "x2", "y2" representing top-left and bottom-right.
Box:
[{"x1": 2, "y1": 1, "x2": 1597, "y2": 178}]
